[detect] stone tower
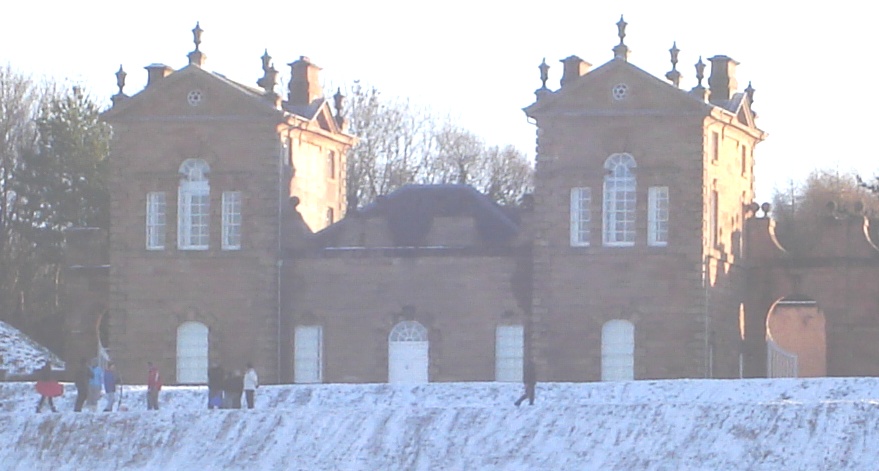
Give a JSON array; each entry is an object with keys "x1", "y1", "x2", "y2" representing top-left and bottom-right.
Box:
[
  {"x1": 524, "y1": 17, "x2": 766, "y2": 381},
  {"x1": 100, "y1": 24, "x2": 354, "y2": 384}
]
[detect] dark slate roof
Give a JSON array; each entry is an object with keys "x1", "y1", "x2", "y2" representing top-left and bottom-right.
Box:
[
  {"x1": 315, "y1": 184, "x2": 520, "y2": 247},
  {"x1": 284, "y1": 99, "x2": 325, "y2": 120}
]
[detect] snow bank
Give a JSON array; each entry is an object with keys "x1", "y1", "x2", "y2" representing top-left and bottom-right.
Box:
[
  {"x1": 2, "y1": 378, "x2": 879, "y2": 470},
  {"x1": 0, "y1": 321, "x2": 64, "y2": 377}
]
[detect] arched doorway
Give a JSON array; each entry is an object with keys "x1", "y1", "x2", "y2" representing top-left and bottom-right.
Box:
[
  {"x1": 176, "y1": 321, "x2": 209, "y2": 384},
  {"x1": 766, "y1": 296, "x2": 826, "y2": 378},
  {"x1": 388, "y1": 321, "x2": 429, "y2": 383}
]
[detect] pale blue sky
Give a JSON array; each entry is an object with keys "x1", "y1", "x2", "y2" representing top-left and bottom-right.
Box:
[{"x1": 3, "y1": 0, "x2": 874, "y2": 201}]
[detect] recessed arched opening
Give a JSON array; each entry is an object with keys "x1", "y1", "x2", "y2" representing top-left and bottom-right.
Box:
[
  {"x1": 766, "y1": 296, "x2": 826, "y2": 378},
  {"x1": 388, "y1": 321, "x2": 429, "y2": 383}
]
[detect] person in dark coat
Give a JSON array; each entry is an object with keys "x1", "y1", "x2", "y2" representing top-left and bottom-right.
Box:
[
  {"x1": 514, "y1": 360, "x2": 536, "y2": 406},
  {"x1": 74, "y1": 357, "x2": 91, "y2": 412},
  {"x1": 207, "y1": 364, "x2": 225, "y2": 409},
  {"x1": 35, "y1": 361, "x2": 59, "y2": 413},
  {"x1": 223, "y1": 370, "x2": 244, "y2": 409}
]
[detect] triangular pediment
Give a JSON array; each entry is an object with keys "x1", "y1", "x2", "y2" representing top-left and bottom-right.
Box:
[
  {"x1": 102, "y1": 65, "x2": 284, "y2": 122},
  {"x1": 525, "y1": 58, "x2": 711, "y2": 118}
]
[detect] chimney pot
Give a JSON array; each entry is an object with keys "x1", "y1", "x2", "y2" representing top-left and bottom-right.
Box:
[
  {"x1": 560, "y1": 56, "x2": 591, "y2": 87},
  {"x1": 145, "y1": 63, "x2": 173, "y2": 87},
  {"x1": 707, "y1": 55, "x2": 739, "y2": 105}
]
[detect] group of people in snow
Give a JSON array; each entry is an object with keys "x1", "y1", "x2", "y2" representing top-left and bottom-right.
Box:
[
  {"x1": 207, "y1": 363, "x2": 259, "y2": 410},
  {"x1": 35, "y1": 358, "x2": 258, "y2": 412}
]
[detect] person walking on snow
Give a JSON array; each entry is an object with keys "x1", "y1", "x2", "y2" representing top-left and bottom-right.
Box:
[
  {"x1": 103, "y1": 362, "x2": 119, "y2": 412},
  {"x1": 35, "y1": 361, "x2": 59, "y2": 413},
  {"x1": 514, "y1": 360, "x2": 536, "y2": 406},
  {"x1": 86, "y1": 359, "x2": 104, "y2": 412},
  {"x1": 223, "y1": 369, "x2": 243, "y2": 409},
  {"x1": 73, "y1": 358, "x2": 90, "y2": 412},
  {"x1": 243, "y1": 363, "x2": 259, "y2": 409},
  {"x1": 147, "y1": 362, "x2": 162, "y2": 410},
  {"x1": 207, "y1": 363, "x2": 225, "y2": 410}
]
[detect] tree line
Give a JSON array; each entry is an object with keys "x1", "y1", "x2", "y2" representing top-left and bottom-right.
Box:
[{"x1": 1, "y1": 66, "x2": 110, "y2": 353}]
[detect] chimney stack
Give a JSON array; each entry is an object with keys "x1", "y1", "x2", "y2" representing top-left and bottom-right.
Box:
[
  {"x1": 288, "y1": 56, "x2": 323, "y2": 107},
  {"x1": 145, "y1": 63, "x2": 173, "y2": 87},
  {"x1": 708, "y1": 55, "x2": 739, "y2": 105},
  {"x1": 560, "y1": 56, "x2": 591, "y2": 87}
]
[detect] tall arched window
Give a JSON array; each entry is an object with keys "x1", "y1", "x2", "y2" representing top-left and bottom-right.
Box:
[
  {"x1": 388, "y1": 320, "x2": 429, "y2": 383},
  {"x1": 178, "y1": 159, "x2": 210, "y2": 250},
  {"x1": 601, "y1": 319, "x2": 634, "y2": 381},
  {"x1": 602, "y1": 153, "x2": 636, "y2": 246},
  {"x1": 177, "y1": 321, "x2": 209, "y2": 384}
]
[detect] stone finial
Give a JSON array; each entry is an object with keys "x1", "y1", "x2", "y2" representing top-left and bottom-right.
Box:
[
  {"x1": 745, "y1": 81, "x2": 756, "y2": 106},
  {"x1": 115, "y1": 65, "x2": 127, "y2": 95},
  {"x1": 261, "y1": 49, "x2": 272, "y2": 73},
  {"x1": 192, "y1": 22, "x2": 203, "y2": 51},
  {"x1": 112, "y1": 65, "x2": 128, "y2": 106},
  {"x1": 187, "y1": 22, "x2": 207, "y2": 67},
  {"x1": 538, "y1": 58, "x2": 549, "y2": 90},
  {"x1": 665, "y1": 42, "x2": 682, "y2": 88},
  {"x1": 695, "y1": 56, "x2": 705, "y2": 86},
  {"x1": 689, "y1": 56, "x2": 709, "y2": 102},
  {"x1": 333, "y1": 88, "x2": 348, "y2": 130},
  {"x1": 256, "y1": 49, "x2": 279, "y2": 104},
  {"x1": 612, "y1": 15, "x2": 630, "y2": 61},
  {"x1": 333, "y1": 87, "x2": 345, "y2": 115}
]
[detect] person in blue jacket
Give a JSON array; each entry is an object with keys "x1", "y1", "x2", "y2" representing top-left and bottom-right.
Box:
[
  {"x1": 86, "y1": 358, "x2": 104, "y2": 412},
  {"x1": 103, "y1": 362, "x2": 119, "y2": 412}
]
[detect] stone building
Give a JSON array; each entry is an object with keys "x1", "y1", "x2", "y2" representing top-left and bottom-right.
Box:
[{"x1": 64, "y1": 20, "x2": 879, "y2": 385}]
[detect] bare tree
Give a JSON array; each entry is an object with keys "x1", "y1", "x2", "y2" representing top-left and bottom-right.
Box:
[
  {"x1": 772, "y1": 169, "x2": 879, "y2": 254},
  {"x1": 343, "y1": 82, "x2": 435, "y2": 206},
  {"x1": 343, "y1": 82, "x2": 533, "y2": 208}
]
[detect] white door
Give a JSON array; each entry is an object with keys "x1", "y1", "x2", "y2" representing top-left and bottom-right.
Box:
[
  {"x1": 388, "y1": 321, "x2": 429, "y2": 383},
  {"x1": 177, "y1": 321, "x2": 209, "y2": 384},
  {"x1": 294, "y1": 325, "x2": 323, "y2": 383},
  {"x1": 495, "y1": 325, "x2": 524, "y2": 382},
  {"x1": 601, "y1": 319, "x2": 634, "y2": 381}
]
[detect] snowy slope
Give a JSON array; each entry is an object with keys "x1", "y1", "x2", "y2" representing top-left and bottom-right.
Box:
[
  {"x1": 2, "y1": 378, "x2": 879, "y2": 470},
  {"x1": 0, "y1": 320, "x2": 64, "y2": 377}
]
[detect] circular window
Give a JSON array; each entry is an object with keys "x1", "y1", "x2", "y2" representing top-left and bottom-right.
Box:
[
  {"x1": 612, "y1": 83, "x2": 628, "y2": 101},
  {"x1": 187, "y1": 90, "x2": 203, "y2": 107}
]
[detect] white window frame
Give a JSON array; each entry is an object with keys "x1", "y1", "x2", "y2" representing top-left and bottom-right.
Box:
[
  {"x1": 602, "y1": 153, "x2": 637, "y2": 247},
  {"x1": 146, "y1": 192, "x2": 166, "y2": 250},
  {"x1": 495, "y1": 325, "x2": 524, "y2": 382},
  {"x1": 601, "y1": 319, "x2": 634, "y2": 381},
  {"x1": 709, "y1": 185, "x2": 719, "y2": 249},
  {"x1": 648, "y1": 186, "x2": 669, "y2": 247},
  {"x1": 178, "y1": 159, "x2": 210, "y2": 250},
  {"x1": 294, "y1": 325, "x2": 323, "y2": 384},
  {"x1": 570, "y1": 187, "x2": 591, "y2": 247},
  {"x1": 221, "y1": 191, "x2": 242, "y2": 250}
]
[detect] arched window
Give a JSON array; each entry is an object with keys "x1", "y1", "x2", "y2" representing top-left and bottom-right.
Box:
[
  {"x1": 178, "y1": 159, "x2": 210, "y2": 250},
  {"x1": 176, "y1": 321, "x2": 209, "y2": 384},
  {"x1": 601, "y1": 319, "x2": 634, "y2": 381},
  {"x1": 388, "y1": 321, "x2": 429, "y2": 383},
  {"x1": 602, "y1": 153, "x2": 636, "y2": 246}
]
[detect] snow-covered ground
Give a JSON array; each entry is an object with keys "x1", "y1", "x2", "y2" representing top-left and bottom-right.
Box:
[
  {"x1": 0, "y1": 320, "x2": 64, "y2": 378},
  {"x1": 2, "y1": 377, "x2": 879, "y2": 470},
  {"x1": 2, "y1": 322, "x2": 877, "y2": 469}
]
